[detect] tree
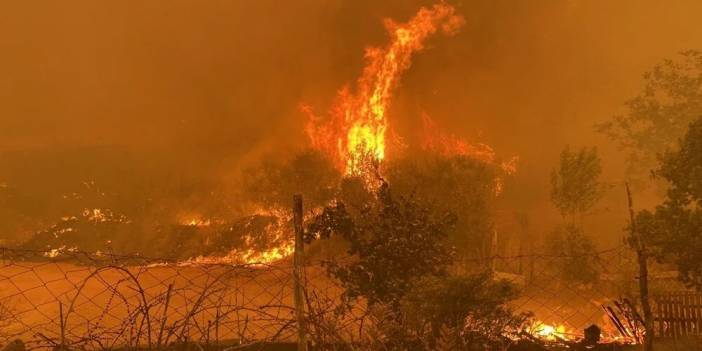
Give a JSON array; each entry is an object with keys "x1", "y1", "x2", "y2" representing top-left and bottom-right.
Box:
[
  {"x1": 546, "y1": 224, "x2": 599, "y2": 285},
  {"x1": 242, "y1": 150, "x2": 341, "y2": 210},
  {"x1": 402, "y1": 274, "x2": 530, "y2": 350},
  {"x1": 305, "y1": 181, "x2": 456, "y2": 308},
  {"x1": 305, "y1": 181, "x2": 529, "y2": 350},
  {"x1": 385, "y1": 154, "x2": 499, "y2": 260},
  {"x1": 550, "y1": 146, "x2": 604, "y2": 223},
  {"x1": 598, "y1": 50, "x2": 702, "y2": 179},
  {"x1": 640, "y1": 117, "x2": 702, "y2": 290}
]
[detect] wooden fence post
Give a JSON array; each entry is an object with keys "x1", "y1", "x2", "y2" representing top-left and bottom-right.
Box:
[{"x1": 293, "y1": 194, "x2": 308, "y2": 351}]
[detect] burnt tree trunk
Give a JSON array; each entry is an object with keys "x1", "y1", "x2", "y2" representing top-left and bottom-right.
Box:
[{"x1": 626, "y1": 183, "x2": 653, "y2": 351}]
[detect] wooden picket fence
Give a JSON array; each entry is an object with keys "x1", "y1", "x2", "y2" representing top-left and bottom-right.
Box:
[{"x1": 653, "y1": 291, "x2": 702, "y2": 338}]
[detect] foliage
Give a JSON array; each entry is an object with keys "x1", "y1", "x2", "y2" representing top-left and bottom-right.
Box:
[
  {"x1": 306, "y1": 181, "x2": 528, "y2": 350},
  {"x1": 550, "y1": 146, "x2": 604, "y2": 221},
  {"x1": 658, "y1": 117, "x2": 702, "y2": 209},
  {"x1": 639, "y1": 117, "x2": 702, "y2": 290},
  {"x1": 402, "y1": 274, "x2": 531, "y2": 350},
  {"x1": 385, "y1": 154, "x2": 499, "y2": 260},
  {"x1": 597, "y1": 50, "x2": 702, "y2": 178},
  {"x1": 355, "y1": 275, "x2": 529, "y2": 351},
  {"x1": 242, "y1": 150, "x2": 341, "y2": 210},
  {"x1": 546, "y1": 224, "x2": 599, "y2": 285},
  {"x1": 306, "y1": 181, "x2": 456, "y2": 308}
]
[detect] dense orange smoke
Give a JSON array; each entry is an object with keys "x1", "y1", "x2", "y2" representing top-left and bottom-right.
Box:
[{"x1": 304, "y1": 3, "x2": 465, "y2": 177}]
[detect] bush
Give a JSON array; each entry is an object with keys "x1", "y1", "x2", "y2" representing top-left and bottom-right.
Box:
[{"x1": 546, "y1": 224, "x2": 599, "y2": 286}]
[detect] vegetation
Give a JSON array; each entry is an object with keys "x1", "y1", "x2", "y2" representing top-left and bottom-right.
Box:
[
  {"x1": 636, "y1": 117, "x2": 702, "y2": 290},
  {"x1": 546, "y1": 146, "x2": 602, "y2": 286},
  {"x1": 306, "y1": 181, "x2": 529, "y2": 350},
  {"x1": 305, "y1": 181, "x2": 456, "y2": 308},
  {"x1": 386, "y1": 154, "x2": 500, "y2": 261},
  {"x1": 546, "y1": 224, "x2": 599, "y2": 285},
  {"x1": 598, "y1": 50, "x2": 702, "y2": 179},
  {"x1": 242, "y1": 150, "x2": 341, "y2": 210},
  {"x1": 402, "y1": 274, "x2": 530, "y2": 350},
  {"x1": 550, "y1": 146, "x2": 604, "y2": 223}
]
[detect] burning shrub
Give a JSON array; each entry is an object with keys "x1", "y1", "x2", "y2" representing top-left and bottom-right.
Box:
[{"x1": 21, "y1": 208, "x2": 135, "y2": 255}]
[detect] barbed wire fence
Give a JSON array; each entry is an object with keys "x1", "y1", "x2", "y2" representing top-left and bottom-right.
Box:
[
  {"x1": 0, "y1": 243, "x2": 654, "y2": 350},
  {"x1": 0, "y1": 248, "x2": 300, "y2": 350}
]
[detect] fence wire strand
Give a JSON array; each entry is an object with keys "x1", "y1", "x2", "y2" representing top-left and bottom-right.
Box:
[{"x1": 0, "y1": 245, "x2": 649, "y2": 349}]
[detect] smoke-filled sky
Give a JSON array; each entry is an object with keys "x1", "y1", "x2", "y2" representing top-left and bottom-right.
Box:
[{"x1": 1, "y1": 0, "x2": 701, "y2": 242}]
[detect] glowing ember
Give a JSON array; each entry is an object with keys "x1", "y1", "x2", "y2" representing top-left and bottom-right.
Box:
[
  {"x1": 182, "y1": 218, "x2": 212, "y2": 227},
  {"x1": 304, "y1": 3, "x2": 465, "y2": 178}
]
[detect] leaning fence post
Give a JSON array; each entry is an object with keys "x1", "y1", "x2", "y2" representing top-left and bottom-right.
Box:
[{"x1": 292, "y1": 194, "x2": 308, "y2": 351}]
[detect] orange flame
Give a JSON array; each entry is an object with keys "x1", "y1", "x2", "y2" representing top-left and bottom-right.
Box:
[
  {"x1": 529, "y1": 321, "x2": 574, "y2": 342},
  {"x1": 304, "y1": 3, "x2": 464, "y2": 177},
  {"x1": 421, "y1": 113, "x2": 518, "y2": 195},
  {"x1": 421, "y1": 113, "x2": 497, "y2": 165},
  {"x1": 421, "y1": 113, "x2": 519, "y2": 176}
]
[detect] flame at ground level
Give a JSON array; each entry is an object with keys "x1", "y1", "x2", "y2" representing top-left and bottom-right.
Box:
[{"x1": 529, "y1": 321, "x2": 573, "y2": 341}]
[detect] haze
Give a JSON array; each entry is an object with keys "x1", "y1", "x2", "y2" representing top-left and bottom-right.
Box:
[{"x1": 1, "y1": 0, "x2": 701, "y2": 244}]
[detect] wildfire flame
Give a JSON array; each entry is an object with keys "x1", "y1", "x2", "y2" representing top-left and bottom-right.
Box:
[
  {"x1": 529, "y1": 321, "x2": 573, "y2": 342},
  {"x1": 183, "y1": 218, "x2": 212, "y2": 227},
  {"x1": 421, "y1": 113, "x2": 519, "y2": 175},
  {"x1": 304, "y1": 3, "x2": 465, "y2": 177},
  {"x1": 421, "y1": 113, "x2": 519, "y2": 194},
  {"x1": 176, "y1": 207, "x2": 296, "y2": 266}
]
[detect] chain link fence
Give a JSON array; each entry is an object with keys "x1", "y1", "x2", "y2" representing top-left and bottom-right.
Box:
[{"x1": 0, "y1": 245, "x2": 660, "y2": 349}]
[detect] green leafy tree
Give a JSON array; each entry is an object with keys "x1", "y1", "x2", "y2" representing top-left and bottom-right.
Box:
[
  {"x1": 546, "y1": 224, "x2": 599, "y2": 285},
  {"x1": 306, "y1": 182, "x2": 456, "y2": 308},
  {"x1": 598, "y1": 50, "x2": 702, "y2": 178},
  {"x1": 549, "y1": 146, "x2": 602, "y2": 286},
  {"x1": 402, "y1": 274, "x2": 530, "y2": 350},
  {"x1": 550, "y1": 146, "x2": 604, "y2": 223},
  {"x1": 639, "y1": 117, "x2": 702, "y2": 289},
  {"x1": 385, "y1": 154, "x2": 499, "y2": 260},
  {"x1": 305, "y1": 182, "x2": 528, "y2": 350}
]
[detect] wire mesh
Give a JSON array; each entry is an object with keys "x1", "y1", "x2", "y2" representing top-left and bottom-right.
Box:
[{"x1": 0, "y1": 245, "x2": 645, "y2": 349}]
